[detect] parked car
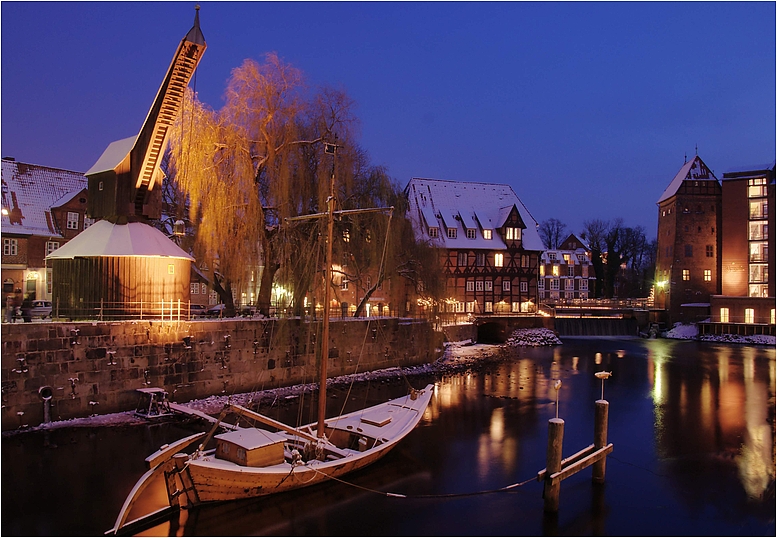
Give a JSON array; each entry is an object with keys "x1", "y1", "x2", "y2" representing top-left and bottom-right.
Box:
[
  {"x1": 21, "y1": 300, "x2": 52, "y2": 321},
  {"x1": 206, "y1": 304, "x2": 226, "y2": 317},
  {"x1": 189, "y1": 304, "x2": 208, "y2": 317}
]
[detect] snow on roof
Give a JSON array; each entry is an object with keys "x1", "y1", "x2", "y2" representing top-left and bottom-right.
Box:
[
  {"x1": 85, "y1": 136, "x2": 136, "y2": 176},
  {"x1": 657, "y1": 155, "x2": 718, "y2": 204},
  {"x1": 404, "y1": 178, "x2": 543, "y2": 251},
  {"x1": 46, "y1": 220, "x2": 194, "y2": 260},
  {"x1": 1, "y1": 159, "x2": 87, "y2": 237},
  {"x1": 722, "y1": 161, "x2": 776, "y2": 181}
]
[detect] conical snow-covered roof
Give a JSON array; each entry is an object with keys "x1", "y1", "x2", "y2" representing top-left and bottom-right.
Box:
[{"x1": 46, "y1": 220, "x2": 193, "y2": 260}]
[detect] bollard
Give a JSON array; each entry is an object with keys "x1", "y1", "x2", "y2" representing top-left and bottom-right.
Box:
[
  {"x1": 592, "y1": 399, "x2": 609, "y2": 483},
  {"x1": 543, "y1": 417, "x2": 564, "y2": 512}
]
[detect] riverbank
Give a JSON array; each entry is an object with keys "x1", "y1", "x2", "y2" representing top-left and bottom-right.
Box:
[{"x1": 664, "y1": 322, "x2": 776, "y2": 345}]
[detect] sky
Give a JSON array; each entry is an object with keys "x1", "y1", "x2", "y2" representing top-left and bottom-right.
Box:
[{"x1": 2, "y1": 2, "x2": 775, "y2": 239}]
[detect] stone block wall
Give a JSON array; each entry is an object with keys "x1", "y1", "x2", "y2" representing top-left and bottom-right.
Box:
[{"x1": 1, "y1": 317, "x2": 440, "y2": 431}]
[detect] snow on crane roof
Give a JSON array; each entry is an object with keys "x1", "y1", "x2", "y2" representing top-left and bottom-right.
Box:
[
  {"x1": 657, "y1": 155, "x2": 718, "y2": 204},
  {"x1": 85, "y1": 136, "x2": 136, "y2": 176},
  {"x1": 1, "y1": 158, "x2": 87, "y2": 237},
  {"x1": 404, "y1": 178, "x2": 543, "y2": 251},
  {"x1": 46, "y1": 220, "x2": 194, "y2": 260}
]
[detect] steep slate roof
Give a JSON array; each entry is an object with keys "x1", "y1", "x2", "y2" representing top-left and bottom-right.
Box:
[
  {"x1": 657, "y1": 155, "x2": 718, "y2": 203},
  {"x1": 1, "y1": 159, "x2": 87, "y2": 237},
  {"x1": 47, "y1": 220, "x2": 193, "y2": 260},
  {"x1": 404, "y1": 178, "x2": 543, "y2": 251}
]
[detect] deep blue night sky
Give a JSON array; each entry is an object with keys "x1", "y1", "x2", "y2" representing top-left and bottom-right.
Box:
[{"x1": 2, "y1": 2, "x2": 775, "y2": 237}]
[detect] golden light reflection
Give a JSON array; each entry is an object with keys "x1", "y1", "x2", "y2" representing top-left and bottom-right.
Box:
[
  {"x1": 738, "y1": 359, "x2": 774, "y2": 499},
  {"x1": 572, "y1": 356, "x2": 579, "y2": 372},
  {"x1": 595, "y1": 352, "x2": 602, "y2": 365},
  {"x1": 653, "y1": 360, "x2": 664, "y2": 405}
]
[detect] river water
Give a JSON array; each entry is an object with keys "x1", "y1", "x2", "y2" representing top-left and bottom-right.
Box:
[{"x1": 2, "y1": 337, "x2": 775, "y2": 536}]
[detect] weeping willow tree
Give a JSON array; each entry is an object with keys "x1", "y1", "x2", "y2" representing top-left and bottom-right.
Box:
[{"x1": 168, "y1": 53, "x2": 356, "y2": 316}]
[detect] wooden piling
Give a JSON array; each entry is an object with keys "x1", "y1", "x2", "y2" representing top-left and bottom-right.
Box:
[
  {"x1": 543, "y1": 417, "x2": 564, "y2": 512},
  {"x1": 592, "y1": 399, "x2": 609, "y2": 483}
]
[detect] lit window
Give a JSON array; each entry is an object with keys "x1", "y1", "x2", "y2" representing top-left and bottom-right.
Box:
[
  {"x1": 455, "y1": 302, "x2": 464, "y2": 313},
  {"x1": 466, "y1": 228, "x2": 476, "y2": 239},
  {"x1": 447, "y1": 228, "x2": 457, "y2": 239},
  {"x1": 67, "y1": 212, "x2": 79, "y2": 230},
  {"x1": 744, "y1": 308, "x2": 754, "y2": 324},
  {"x1": 494, "y1": 253, "x2": 503, "y2": 267},
  {"x1": 3, "y1": 238, "x2": 17, "y2": 256},
  {"x1": 341, "y1": 279, "x2": 348, "y2": 291},
  {"x1": 682, "y1": 269, "x2": 690, "y2": 281},
  {"x1": 466, "y1": 301, "x2": 475, "y2": 313},
  {"x1": 552, "y1": 265, "x2": 559, "y2": 276},
  {"x1": 565, "y1": 279, "x2": 574, "y2": 290},
  {"x1": 168, "y1": 264, "x2": 175, "y2": 275},
  {"x1": 539, "y1": 265, "x2": 545, "y2": 276},
  {"x1": 771, "y1": 309, "x2": 775, "y2": 325},
  {"x1": 485, "y1": 301, "x2": 493, "y2": 313},
  {"x1": 720, "y1": 308, "x2": 729, "y2": 323},
  {"x1": 502, "y1": 280, "x2": 510, "y2": 291},
  {"x1": 429, "y1": 227, "x2": 438, "y2": 238},
  {"x1": 483, "y1": 229, "x2": 492, "y2": 240},
  {"x1": 703, "y1": 269, "x2": 711, "y2": 282},
  {"x1": 511, "y1": 301, "x2": 520, "y2": 312},
  {"x1": 485, "y1": 280, "x2": 493, "y2": 291},
  {"x1": 505, "y1": 227, "x2": 521, "y2": 241},
  {"x1": 46, "y1": 241, "x2": 60, "y2": 255},
  {"x1": 342, "y1": 230, "x2": 350, "y2": 243}
]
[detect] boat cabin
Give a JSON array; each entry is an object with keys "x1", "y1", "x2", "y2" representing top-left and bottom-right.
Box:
[
  {"x1": 134, "y1": 388, "x2": 173, "y2": 419},
  {"x1": 215, "y1": 429, "x2": 286, "y2": 467}
]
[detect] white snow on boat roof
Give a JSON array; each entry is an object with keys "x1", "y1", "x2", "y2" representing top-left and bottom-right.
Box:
[
  {"x1": 404, "y1": 178, "x2": 543, "y2": 251},
  {"x1": 46, "y1": 220, "x2": 194, "y2": 260},
  {"x1": 85, "y1": 136, "x2": 136, "y2": 176}
]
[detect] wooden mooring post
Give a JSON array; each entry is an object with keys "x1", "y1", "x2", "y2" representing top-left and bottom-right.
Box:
[{"x1": 537, "y1": 384, "x2": 614, "y2": 512}]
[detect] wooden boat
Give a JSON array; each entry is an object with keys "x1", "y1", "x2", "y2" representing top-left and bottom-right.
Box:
[{"x1": 109, "y1": 142, "x2": 434, "y2": 534}]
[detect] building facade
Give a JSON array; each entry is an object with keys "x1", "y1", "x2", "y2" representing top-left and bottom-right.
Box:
[
  {"x1": 1, "y1": 158, "x2": 91, "y2": 308},
  {"x1": 538, "y1": 234, "x2": 595, "y2": 302},
  {"x1": 654, "y1": 156, "x2": 722, "y2": 322},
  {"x1": 707, "y1": 162, "x2": 775, "y2": 331},
  {"x1": 405, "y1": 178, "x2": 544, "y2": 320}
]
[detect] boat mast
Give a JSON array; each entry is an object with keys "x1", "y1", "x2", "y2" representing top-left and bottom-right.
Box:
[{"x1": 318, "y1": 142, "x2": 338, "y2": 439}]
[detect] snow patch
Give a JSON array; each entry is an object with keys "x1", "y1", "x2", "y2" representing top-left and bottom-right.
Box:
[
  {"x1": 664, "y1": 322, "x2": 775, "y2": 346},
  {"x1": 504, "y1": 327, "x2": 562, "y2": 347}
]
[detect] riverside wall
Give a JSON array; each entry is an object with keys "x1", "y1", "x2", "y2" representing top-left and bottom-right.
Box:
[{"x1": 0, "y1": 317, "x2": 442, "y2": 431}]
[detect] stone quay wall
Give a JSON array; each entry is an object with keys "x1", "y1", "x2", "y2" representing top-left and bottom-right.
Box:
[{"x1": 1, "y1": 317, "x2": 442, "y2": 431}]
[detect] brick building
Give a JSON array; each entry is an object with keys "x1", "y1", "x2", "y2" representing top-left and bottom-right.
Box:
[
  {"x1": 706, "y1": 162, "x2": 775, "y2": 332},
  {"x1": 1, "y1": 158, "x2": 91, "y2": 307},
  {"x1": 405, "y1": 178, "x2": 544, "y2": 320},
  {"x1": 654, "y1": 156, "x2": 722, "y2": 322},
  {"x1": 538, "y1": 233, "x2": 596, "y2": 302}
]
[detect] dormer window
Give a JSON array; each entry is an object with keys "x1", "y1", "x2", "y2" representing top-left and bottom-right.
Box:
[
  {"x1": 483, "y1": 229, "x2": 492, "y2": 240},
  {"x1": 67, "y1": 211, "x2": 79, "y2": 230},
  {"x1": 447, "y1": 228, "x2": 457, "y2": 239},
  {"x1": 505, "y1": 227, "x2": 521, "y2": 240},
  {"x1": 548, "y1": 252, "x2": 557, "y2": 261},
  {"x1": 429, "y1": 227, "x2": 438, "y2": 238},
  {"x1": 466, "y1": 228, "x2": 476, "y2": 239}
]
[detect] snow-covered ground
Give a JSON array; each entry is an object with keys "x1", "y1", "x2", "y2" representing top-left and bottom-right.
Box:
[{"x1": 664, "y1": 322, "x2": 775, "y2": 346}]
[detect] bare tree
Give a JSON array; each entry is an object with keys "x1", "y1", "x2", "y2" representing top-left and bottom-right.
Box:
[{"x1": 539, "y1": 218, "x2": 568, "y2": 249}]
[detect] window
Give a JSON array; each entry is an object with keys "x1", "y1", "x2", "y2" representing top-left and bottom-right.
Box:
[
  {"x1": 485, "y1": 301, "x2": 493, "y2": 313},
  {"x1": 429, "y1": 227, "x2": 438, "y2": 238},
  {"x1": 682, "y1": 269, "x2": 690, "y2": 281},
  {"x1": 3, "y1": 238, "x2": 17, "y2": 256},
  {"x1": 720, "y1": 307, "x2": 729, "y2": 323},
  {"x1": 494, "y1": 253, "x2": 503, "y2": 267},
  {"x1": 538, "y1": 278, "x2": 545, "y2": 289},
  {"x1": 483, "y1": 229, "x2": 492, "y2": 240},
  {"x1": 342, "y1": 230, "x2": 350, "y2": 243},
  {"x1": 502, "y1": 280, "x2": 511, "y2": 291},
  {"x1": 447, "y1": 228, "x2": 457, "y2": 239},
  {"x1": 455, "y1": 302, "x2": 464, "y2": 313},
  {"x1": 46, "y1": 241, "x2": 59, "y2": 255},
  {"x1": 706, "y1": 245, "x2": 713, "y2": 257},
  {"x1": 485, "y1": 280, "x2": 493, "y2": 291},
  {"x1": 539, "y1": 265, "x2": 545, "y2": 276},
  {"x1": 550, "y1": 279, "x2": 560, "y2": 290},
  {"x1": 548, "y1": 252, "x2": 557, "y2": 261},
  {"x1": 520, "y1": 281, "x2": 528, "y2": 293},
  {"x1": 341, "y1": 279, "x2": 349, "y2": 291},
  {"x1": 511, "y1": 302, "x2": 520, "y2": 312},
  {"x1": 703, "y1": 269, "x2": 711, "y2": 282},
  {"x1": 771, "y1": 309, "x2": 775, "y2": 325},
  {"x1": 466, "y1": 228, "x2": 476, "y2": 239},
  {"x1": 466, "y1": 280, "x2": 474, "y2": 292},
  {"x1": 46, "y1": 268, "x2": 52, "y2": 294},
  {"x1": 190, "y1": 282, "x2": 199, "y2": 294},
  {"x1": 476, "y1": 252, "x2": 485, "y2": 266},
  {"x1": 67, "y1": 211, "x2": 79, "y2": 230},
  {"x1": 167, "y1": 264, "x2": 175, "y2": 275},
  {"x1": 201, "y1": 283, "x2": 208, "y2": 295},
  {"x1": 83, "y1": 217, "x2": 95, "y2": 229},
  {"x1": 521, "y1": 255, "x2": 529, "y2": 267},
  {"x1": 457, "y1": 252, "x2": 467, "y2": 267},
  {"x1": 565, "y1": 279, "x2": 574, "y2": 290},
  {"x1": 580, "y1": 280, "x2": 588, "y2": 291},
  {"x1": 466, "y1": 301, "x2": 475, "y2": 313},
  {"x1": 475, "y1": 280, "x2": 483, "y2": 292},
  {"x1": 684, "y1": 245, "x2": 693, "y2": 257},
  {"x1": 567, "y1": 266, "x2": 575, "y2": 277},
  {"x1": 552, "y1": 265, "x2": 559, "y2": 276},
  {"x1": 744, "y1": 308, "x2": 755, "y2": 324}
]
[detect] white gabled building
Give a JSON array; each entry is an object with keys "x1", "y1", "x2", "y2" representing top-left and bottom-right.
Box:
[
  {"x1": 538, "y1": 233, "x2": 596, "y2": 302},
  {"x1": 405, "y1": 178, "x2": 544, "y2": 318}
]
